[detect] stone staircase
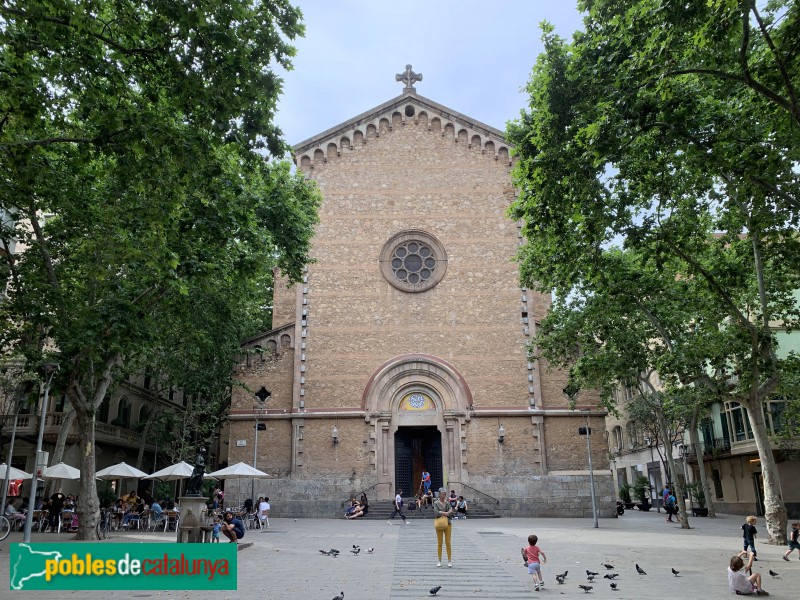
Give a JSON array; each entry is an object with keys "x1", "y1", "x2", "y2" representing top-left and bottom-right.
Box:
[{"x1": 361, "y1": 500, "x2": 500, "y2": 520}]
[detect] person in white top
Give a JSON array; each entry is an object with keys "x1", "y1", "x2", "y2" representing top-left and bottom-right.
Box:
[{"x1": 258, "y1": 496, "x2": 270, "y2": 528}]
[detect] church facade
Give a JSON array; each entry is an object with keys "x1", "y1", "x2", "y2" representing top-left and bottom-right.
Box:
[{"x1": 225, "y1": 68, "x2": 614, "y2": 517}]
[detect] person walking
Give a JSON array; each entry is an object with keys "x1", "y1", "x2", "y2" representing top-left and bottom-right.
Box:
[
  {"x1": 388, "y1": 489, "x2": 409, "y2": 525},
  {"x1": 433, "y1": 487, "x2": 455, "y2": 568},
  {"x1": 742, "y1": 516, "x2": 759, "y2": 560},
  {"x1": 783, "y1": 522, "x2": 800, "y2": 561}
]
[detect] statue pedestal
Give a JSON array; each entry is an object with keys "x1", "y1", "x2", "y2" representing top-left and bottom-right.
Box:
[{"x1": 176, "y1": 496, "x2": 209, "y2": 543}]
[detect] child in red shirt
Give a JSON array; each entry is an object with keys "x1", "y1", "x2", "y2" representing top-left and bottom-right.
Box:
[{"x1": 521, "y1": 534, "x2": 547, "y2": 591}]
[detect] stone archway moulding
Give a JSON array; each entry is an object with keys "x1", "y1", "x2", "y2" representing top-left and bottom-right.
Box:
[{"x1": 361, "y1": 353, "x2": 473, "y2": 415}]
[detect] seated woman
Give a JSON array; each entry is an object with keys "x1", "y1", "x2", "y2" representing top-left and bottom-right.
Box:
[
  {"x1": 345, "y1": 498, "x2": 363, "y2": 519},
  {"x1": 423, "y1": 489, "x2": 434, "y2": 507},
  {"x1": 359, "y1": 493, "x2": 369, "y2": 517},
  {"x1": 728, "y1": 551, "x2": 768, "y2": 596},
  {"x1": 456, "y1": 496, "x2": 468, "y2": 519}
]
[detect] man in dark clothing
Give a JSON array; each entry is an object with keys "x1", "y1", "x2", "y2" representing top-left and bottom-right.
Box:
[
  {"x1": 221, "y1": 511, "x2": 245, "y2": 543},
  {"x1": 48, "y1": 490, "x2": 65, "y2": 532}
]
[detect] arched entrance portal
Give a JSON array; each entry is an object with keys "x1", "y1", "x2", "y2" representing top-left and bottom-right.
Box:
[{"x1": 362, "y1": 354, "x2": 472, "y2": 500}]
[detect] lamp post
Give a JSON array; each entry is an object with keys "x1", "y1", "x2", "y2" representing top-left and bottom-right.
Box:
[
  {"x1": 679, "y1": 443, "x2": 692, "y2": 511},
  {"x1": 644, "y1": 436, "x2": 660, "y2": 513},
  {"x1": 581, "y1": 410, "x2": 599, "y2": 528},
  {"x1": 251, "y1": 387, "x2": 271, "y2": 503},
  {"x1": 23, "y1": 361, "x2": 59, "y2": 542}
]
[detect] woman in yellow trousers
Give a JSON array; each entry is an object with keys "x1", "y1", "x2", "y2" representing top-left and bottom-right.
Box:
[{"x1": 433, "y1": 487, "x2": 455, "y2": 567}]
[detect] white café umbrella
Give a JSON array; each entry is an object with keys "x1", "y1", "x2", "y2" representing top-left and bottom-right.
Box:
[
  {"x1": 207, "y1": 462, "x2": 269, "y2": 507},
  {"x1": 42, "y1": 462, "x2": 80, "y2": 480},
  {"x1": 95, "y1": 462, "x2": 148, "y2": 480},
  {"x1": 207, "y1": 462, "x2": 269, "y2": 479},
  {"x1": 144, "y1": 461, "x2": 194, "y2": 482},
  {"x1": 0, "y1": 463, "x2": 32, "y2": 480}
]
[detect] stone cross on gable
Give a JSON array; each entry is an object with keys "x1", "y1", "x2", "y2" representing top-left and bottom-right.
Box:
[{"x1": 395, "y1": 64, "x2": 422, "y2": 93}]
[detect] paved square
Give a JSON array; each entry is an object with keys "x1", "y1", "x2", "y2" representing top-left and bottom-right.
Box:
[{"x1": 0, "y1": 511, "x2": 796, "y2": 599}]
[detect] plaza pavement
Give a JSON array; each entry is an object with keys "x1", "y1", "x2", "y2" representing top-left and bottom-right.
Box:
[{"x1": 0, "y1": 509, "x2": 797, "y2": 599}]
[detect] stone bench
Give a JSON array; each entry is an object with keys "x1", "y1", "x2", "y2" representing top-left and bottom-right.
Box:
[{"x1": 179, "y1": 524, "x2": 214, "y2": 543}]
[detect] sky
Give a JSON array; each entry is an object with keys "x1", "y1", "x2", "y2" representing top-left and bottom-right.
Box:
[{"x1": 274, "y1": 1, "x2": 586, "y2": 147}]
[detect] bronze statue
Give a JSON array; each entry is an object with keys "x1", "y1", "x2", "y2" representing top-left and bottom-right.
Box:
[{"x1": 186, "y1": 448, "x2": 206, "y2": 497}]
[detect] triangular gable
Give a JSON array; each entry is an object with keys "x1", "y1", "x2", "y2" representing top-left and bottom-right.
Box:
[{"x1": 293, "y1": 92, "x2": 512, "y2": 169}]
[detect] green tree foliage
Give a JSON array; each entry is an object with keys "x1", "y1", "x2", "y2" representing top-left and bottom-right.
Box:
[
  {"x1": 509, "y1": 1, "x2": 799, "y2": 542},
  {"x1": 0, "y1": 0, "x2": 320, "y2": 538}
]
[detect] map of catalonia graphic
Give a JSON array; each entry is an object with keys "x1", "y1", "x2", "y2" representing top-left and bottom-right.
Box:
[{"x1": 10, "y1": 544, "x2": 63, "y2": 590}]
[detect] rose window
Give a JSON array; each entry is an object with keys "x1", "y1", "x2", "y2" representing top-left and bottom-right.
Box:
[{"x1": 390, "y1": 241, "x2": 436, "y2": 285}]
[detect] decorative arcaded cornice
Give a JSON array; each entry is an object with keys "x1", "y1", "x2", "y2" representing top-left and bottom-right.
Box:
[{"x1": 293, "y1": 92, "x2": 513, "y2": 167}]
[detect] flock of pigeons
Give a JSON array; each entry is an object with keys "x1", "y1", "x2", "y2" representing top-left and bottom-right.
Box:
[
  {"x1": 323, "y1": 549, "x2": 776, "y2": 597},
  {"x1": 554, "y1": 562, "x2": 678, "y2": 593}
]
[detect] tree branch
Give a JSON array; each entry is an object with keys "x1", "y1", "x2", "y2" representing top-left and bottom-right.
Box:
[
  {"x1": 751, "y1": 3, "x2": 800, "y2": 125},
  {"x1": 26, "y1": 202, "x2": 60, "y2": 293},
  {"x1": 0, "y1": 7, "x2": 163, "y2": 56},
  {"x1": 664, "y1": 68, "x2": 793, "y2": 115}
]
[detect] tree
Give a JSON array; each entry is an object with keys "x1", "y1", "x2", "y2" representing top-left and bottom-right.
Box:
[
  {"x1": 508, "y1": 2, "x2": 800, "y2": 542},
  {"x1": 0, "y1": 0, "x2": 320, "y2": 539}
]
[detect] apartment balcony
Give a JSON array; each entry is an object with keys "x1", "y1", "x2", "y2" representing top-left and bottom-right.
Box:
[
  {"x1": 684, "y1": 437, "x2": 732, "y2": 460},
  {"x1": 0, "y1": 412, "x2": 155, "y2": 451}
]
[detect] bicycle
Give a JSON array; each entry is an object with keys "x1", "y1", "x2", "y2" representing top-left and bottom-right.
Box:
[
  {"x1": 95, "y1": 509, "x2": 113, "y2": 540},
  {"x1": 0, "y1": 515, "x2": 10, "y2": 542}
]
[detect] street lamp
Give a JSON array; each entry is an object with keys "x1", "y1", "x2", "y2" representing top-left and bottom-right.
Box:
[
  {"x1": 23, "y1": 361, "x2": 59, "y2": 542},
  {"x1": 678, "y1": 443, "x2": 692, "y2": 511},
  {"x1": 251, "y1": 387, "x2": 270, "y2": 503},
  {"x1": 644, "y1": 436, "x2": 660, "y2": 513},
  {"x1": 580, "y1": 410, "x2": 599, "y2": 528}
]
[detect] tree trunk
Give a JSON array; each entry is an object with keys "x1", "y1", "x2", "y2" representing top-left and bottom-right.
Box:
[
  {"x1": 135, "y1": 414, "x2": 154, "y2": 471},
  {"x1": 73, "y1": 406, "x2": 100, "y2": 540},
  {"x1": 688, "y1": 420, "x2": 717, "y2": 518},
  {"x1": 45, "y1": 408, "x2": 76, "y2": 497},
  {"x1": 659, "y1": 413, "x2": 690, "y2": 529},
  {"x1": 744, "y1": 397, "x2": 787, "y2": 544}
]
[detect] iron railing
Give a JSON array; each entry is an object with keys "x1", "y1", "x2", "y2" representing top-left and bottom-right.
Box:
[{"x1": 684, "y1": 437, "x2": 731, "y2": 458}]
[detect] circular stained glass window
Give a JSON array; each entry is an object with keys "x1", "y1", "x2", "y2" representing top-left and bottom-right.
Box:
[
  {"x1": 380, "y1": 230, "x2": 448, "y2": 293},
  {"x1": 391, "y1": 242, "x2": 434, "y2": 283}
]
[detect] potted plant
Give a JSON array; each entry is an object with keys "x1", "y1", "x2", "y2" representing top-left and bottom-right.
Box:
[
  {"x1": 618, "y1": 482, "x2": 635, "y2": 509},
  {"x1": 632, "y1": 475, "x2": 652, "y2": 511},
  {"x1": 686, "y1": 482, "x2": 708, "y2": 516}
]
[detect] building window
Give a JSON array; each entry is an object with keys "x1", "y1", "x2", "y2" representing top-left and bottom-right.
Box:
[
  {"x1": 766, "y1": 399, "x2": 787, "y2": 434},
  {"x1": 723, "y1": 402, "x2": 753, "y2": 443},
  {"x1": 611, "y1": 426, "x2": 624, "y2": 454},
  {"x1": 379, "y1": 230, "x2": 448, "y2": 293},
  {"x1": 114, "y1": 397, "x2": 131, "y2": 428},
  {"x1": 98, "y1": 398, "x2": 110, "y2": 423},
  {"x1": 712, "y1": 468, "x2": 724, "y2": 499}
]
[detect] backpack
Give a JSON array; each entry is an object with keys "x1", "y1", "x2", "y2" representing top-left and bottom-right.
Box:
[{"x1": 665, "y1": 496, "x2": 675, "y2": 509}]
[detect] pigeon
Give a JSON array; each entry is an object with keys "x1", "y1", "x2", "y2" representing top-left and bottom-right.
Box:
[
  {"x1": 603, "y1": 564, "x2": 615, "y2": 570},
  {"x1": 430, "y1": 586, "x2": 442, "y2": 596},
  {"x1": 319, "y1": 549, "x2": 330, "y2": 555},
  {"x1": 332, "y1": 593, "x2": 344, "y2": 600},
  {"x1": 555, "y1": 575, "x2": 565, "y2": 585},
  {"x1": 610, "y1": 583, "x2": 617, "y2": 590},
  {"x1": 367, "y1": 548, "x2": 374, "y2": 554},
  {"x1": 353, "y1": 544, "x2": 360, "y2": 549},
  {"x1": 769, "y1": 570, "x2": 779, "y2": 577},
  {"x1": 604, "y1": 573, "x2": 619, "y2": 580},
  {"x1": 672, "y1": 568, "x2": 680, "y2": 577},
  {"x1": 587, "y1": 570, "x2": 599, "y2": 576},
  {"x1": 330, "y1": 549, "x2": 340, "y2": 554},
  {"x1": 578, "y1": 584, "x2": 593, "y2": 593},
  {"x1": 350, "y1": 548, "x2": 360, "y2": 555},
  {"x1": 556, "y1": 570, "x2": 569, "y2": 580},
  {"x1": 587, "y1": 574, "x2": 595, "y2": 582},
  {"x1": 636, "y1": 564, "x2": 647, "y2": 575}
]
